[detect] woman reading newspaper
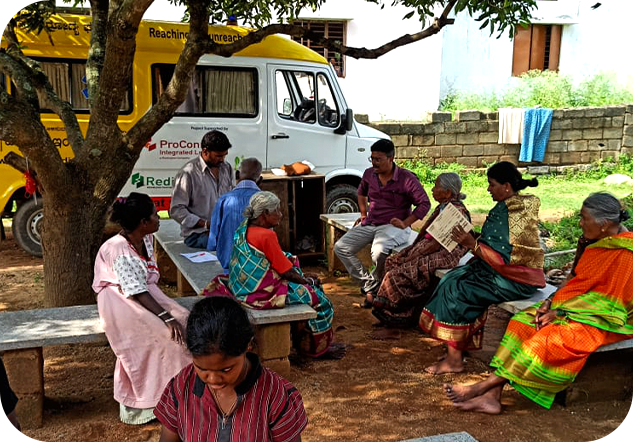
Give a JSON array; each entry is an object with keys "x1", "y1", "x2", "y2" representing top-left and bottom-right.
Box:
[
  {"x1": 419, "y1": 162, "x2": 545, "y2": 375},
  {"x1": 370, "y1": 173, "x2": 471, "y2": 338}
]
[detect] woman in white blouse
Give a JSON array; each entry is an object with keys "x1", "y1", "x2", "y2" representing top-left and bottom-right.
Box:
[{"x1": 93, "y1": 192, "x2": 189, "y2": 425}]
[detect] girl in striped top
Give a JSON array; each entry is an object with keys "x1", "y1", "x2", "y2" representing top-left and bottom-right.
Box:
[{"x1": 154, "y1": 296, "x2": 308, "y2": 442}]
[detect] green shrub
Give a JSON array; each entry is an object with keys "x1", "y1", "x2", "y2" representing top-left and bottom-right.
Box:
[{"x1": 440, "y1": 70, "x2": 633, "y2": 112}]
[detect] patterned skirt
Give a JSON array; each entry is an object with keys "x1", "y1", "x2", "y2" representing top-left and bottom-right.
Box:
[{"x1": 372, "y1": 238, "x2": 466, "y2": 328}]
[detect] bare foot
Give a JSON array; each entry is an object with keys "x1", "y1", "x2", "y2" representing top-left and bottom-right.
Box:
[
  {"x1": 317, "y1": 342, "x2": 347, "y2": 360},
  {"x1": 444, "y1": 383, "x2": 481, "y2": 403},
  {"x1": 425, "y1": 359, "x2": 464, "y2": 375},
  {"x1": 370, "y1": 328, "x2": 401, "y2": 340},
  {"x1": 452, "y1": 390, "x2": 502, "y2": 414}
]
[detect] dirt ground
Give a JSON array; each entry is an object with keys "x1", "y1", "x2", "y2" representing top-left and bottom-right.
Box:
[{"x1": 0, "y1": 227, "x2": 631, "y2": 442}]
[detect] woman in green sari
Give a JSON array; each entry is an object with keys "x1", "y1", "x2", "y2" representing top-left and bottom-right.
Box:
[{"x1": 420, "y1": 161, "x2": 545, "y2": 375}]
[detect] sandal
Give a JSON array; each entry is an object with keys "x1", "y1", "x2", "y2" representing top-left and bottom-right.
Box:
[{"x1": 360, "y1": 298, "x2": 373, "y2": 309}]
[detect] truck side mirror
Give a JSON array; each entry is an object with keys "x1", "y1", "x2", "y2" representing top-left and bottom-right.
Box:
[{"x1": 334, "y1": 108, "x2": 353, "y2": 135}]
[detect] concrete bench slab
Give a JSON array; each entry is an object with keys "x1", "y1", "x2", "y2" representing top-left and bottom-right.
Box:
[
  {"x1": 400, "y1": 432, "x2": 478, "y2": 442},
  {"x1": 154, "y1": 219, "x2": 224, "y2": 294},
  {"x1": 0, "y1": 296, "x2": 316, "y2": 428},
  {"x1": 320, "y1": 212, "x2": 418, "y2": 273},
  {"x1": 0, "y1": 297, "x2": 317, "y2": 352}
]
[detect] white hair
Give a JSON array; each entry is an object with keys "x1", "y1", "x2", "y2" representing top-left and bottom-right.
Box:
[
  {"x1": 437, "y1": 172, "x2": 466, "y2": 200},
  {"x1": 243, "y1": 191, "x2": 280, "y2": 219}
]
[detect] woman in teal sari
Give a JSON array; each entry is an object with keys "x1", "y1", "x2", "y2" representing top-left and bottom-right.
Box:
[
  {"x1": 420, "y1": 162, "x2": 545, "y2": 374},
  {"x1": 204, "y1": 191, "x2": 337, "y2": 358}
]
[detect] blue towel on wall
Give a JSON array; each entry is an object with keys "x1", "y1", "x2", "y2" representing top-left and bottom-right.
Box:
[{"x1": 520, "y1": 108, "x2": 553, "y2": 162}]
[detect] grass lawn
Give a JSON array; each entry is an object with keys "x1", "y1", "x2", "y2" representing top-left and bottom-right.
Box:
[{"x1": 459, "y1": 173, "x2": 633, "y2": 220}]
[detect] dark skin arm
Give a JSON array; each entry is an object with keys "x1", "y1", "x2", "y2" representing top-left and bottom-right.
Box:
[
  {"x1": 281, "y1": 268, "x2": 321, "y2": 287},
  {"x1": 134, "y1": 292, "x2": 185, "y2": 345},
  {"x1": 354, "y1": 195, "x2": 369, "y2": 226},
  {"x1": 159, "y1": 426, "x2": 181, "y2": 442}
]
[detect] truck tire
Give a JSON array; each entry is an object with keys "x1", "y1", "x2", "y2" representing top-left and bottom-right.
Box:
[
  {"x1": 326, "y1": 184, "x2": 359, "y2": 213},
  {"x1": 12, "y1": 198, "x2": 44, "y2": 257}
]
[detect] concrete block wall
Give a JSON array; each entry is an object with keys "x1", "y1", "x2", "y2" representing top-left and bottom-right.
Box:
[{"x1": 365, "y1": 104, "x2": 633, "y2": 171}]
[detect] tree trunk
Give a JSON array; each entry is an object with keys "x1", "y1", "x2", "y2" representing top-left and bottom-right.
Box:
[{"x1": 41, "y1": 190, "x2": 109, "y2": 307}]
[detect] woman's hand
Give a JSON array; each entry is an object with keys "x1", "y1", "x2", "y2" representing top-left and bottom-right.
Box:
[
  {"x1": 532, "y1": 299, "x2": 554, "y2": 331},
  {"x1": 532, "y1": 310, "x2": 558, "y2": 331},
  {"x1": 303, "y1": 273, "x2": 322, "y2": 287},
  {"x1": 166, "y1": 320, "x2": 185, "y2": 345},
  {"x1": 450, "y1": 225, "x2": 475, "y2": 249}
]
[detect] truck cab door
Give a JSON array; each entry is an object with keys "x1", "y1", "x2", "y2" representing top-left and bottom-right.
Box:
[{"x1": 266, "y1": 65, "x2": 346, "y2": 174}]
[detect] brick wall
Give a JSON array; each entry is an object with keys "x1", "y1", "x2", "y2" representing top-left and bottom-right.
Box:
[{"x1": 363, "y1": 104, "x2": 633, "y2": 171}]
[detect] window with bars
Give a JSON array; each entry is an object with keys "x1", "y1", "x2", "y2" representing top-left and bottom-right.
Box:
[
  {"x1": 291, "y1": 20, "x2": 346, "y2": 78},
  {"x1": 512, "y1": 24, "x2": 562, "y2": 76}
]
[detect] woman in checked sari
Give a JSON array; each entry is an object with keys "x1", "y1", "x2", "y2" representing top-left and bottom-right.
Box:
[
  {"x1": 204, "y1": 191, "x2": 338, "y2": 358},
  {"x1": 443, "y1": 192, "x2": 633, "y2": 413}
]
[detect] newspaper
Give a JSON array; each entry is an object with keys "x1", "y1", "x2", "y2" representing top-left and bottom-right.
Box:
[
  {"x1": 426, "y1": 203, "x2": 473, "y2": 252},
  {"x1": 180, "y1": 251, "x2": 219, "y2": 263}
]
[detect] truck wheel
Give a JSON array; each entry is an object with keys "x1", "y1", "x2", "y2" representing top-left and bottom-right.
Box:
[
  {"x1": 12, "y1": 198, "x2": 44, "y2": 257},
  {"x1": 326, "y1": 184, "x2": 359, "y2": 213}
]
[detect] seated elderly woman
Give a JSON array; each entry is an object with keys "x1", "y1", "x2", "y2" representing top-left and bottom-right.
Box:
[
  {"x1": 420, "y1": 161, "x2": 545, "y2": 375},
  {"x1": 444, "y1": 192, "x2": 633, "y2": 413},
  {"x1": 369, "y1": 173, "x2": 470, "y2": 338},
  {"x1": 204, "y1": 191, "x2": 339, "y2": 358}
]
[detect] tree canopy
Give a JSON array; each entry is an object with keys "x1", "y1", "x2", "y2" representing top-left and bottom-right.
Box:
[{"x1": 0, "y1": 0, "x2": 537, "y2": 307}]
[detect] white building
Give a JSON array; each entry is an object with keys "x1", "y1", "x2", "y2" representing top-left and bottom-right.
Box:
[{"x1": 439, "y1": 0, "x2": 633, "y2": 102}]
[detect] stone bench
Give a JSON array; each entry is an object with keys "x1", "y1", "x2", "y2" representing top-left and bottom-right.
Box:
[
  {"x1": 320, "y1": 212, "x2": 418, "y2": 274},
  {"x1": 152, "y1": 218, "x2": 318, "y2": 371},
  {"x1": 153, "y1": 218, "x2": 225, "y2": 296},
  {"x1": 400, "y1": 433, "x2": 478, "y2": 442},
  {"x1": 0, "y1": 297, "x2": 316, "y2": 428}
]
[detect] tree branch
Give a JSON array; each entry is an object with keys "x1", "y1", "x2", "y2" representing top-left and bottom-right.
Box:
[
  {"x1": 191, "y1": 0, "x2": 457, "y2": 60},
  {"x1": 0, "y1": 90, "x2": 66, "y2": 188},
  {"x1": 125, "y1": 0, "x2": 211, "y2": 151},
  {"x1": 84, "y1": 0, "x2": 155, "y2": 157},
  {"x1": 2, "y1": 151, "x2": 28, "y2": 174},
  {"x1": 85, "y1": 0, "x2": 110, "y2": 109}
]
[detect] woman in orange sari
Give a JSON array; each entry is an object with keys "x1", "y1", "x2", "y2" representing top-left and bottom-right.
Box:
[{"x1": 443, "y1": 192, "x2": 633, "y2": 413}]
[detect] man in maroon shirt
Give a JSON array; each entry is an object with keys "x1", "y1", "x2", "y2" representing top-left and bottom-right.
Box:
[{"x1": 334, "y1": 139, "x2": 430, "y2": 306}]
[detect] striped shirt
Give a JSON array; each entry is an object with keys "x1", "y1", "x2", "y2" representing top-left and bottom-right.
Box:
[{"x1": 154, "y1": 354, "x2": 308, "y2": 442}]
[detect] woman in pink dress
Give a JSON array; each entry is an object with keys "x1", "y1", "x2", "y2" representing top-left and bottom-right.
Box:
[{"x1": 93, "y1": 192, "x2": 190, "y2": 424}]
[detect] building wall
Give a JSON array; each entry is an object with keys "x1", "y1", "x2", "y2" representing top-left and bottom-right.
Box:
[
  {"x1": 365, "y1": 104, "x2": 633, "y2": 170},
  {"x1": 440, "y1": 0, "x2": 633, "y2": 100},
  {"x1": 296, "y1": 0, "x2": 444, "y2": 122},
  {"x1": 559, "y1": 0, "x2": 633, "y2": 89}
]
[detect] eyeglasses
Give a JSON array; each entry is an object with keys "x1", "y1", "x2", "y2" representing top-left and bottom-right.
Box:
[{"x1": 368, "y1": 156, "x2": 388, "y2": 163}]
